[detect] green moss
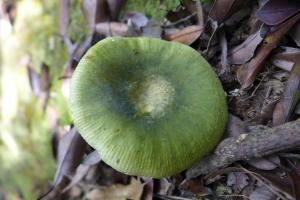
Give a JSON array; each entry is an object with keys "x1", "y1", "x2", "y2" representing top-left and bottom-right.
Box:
[
  {"x1": 125, "y1": 0, "x2": 181, "y2": 20},
  {"x1": 15, "y1": 0, "x2": 67, "y2": 74}
]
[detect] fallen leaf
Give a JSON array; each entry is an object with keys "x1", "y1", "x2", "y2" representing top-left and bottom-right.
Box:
[
  {"x1": 289, "y1": 22, "x2": 300, "y2": 47},
  {"x1": 94, "y1": 0, "x2": 110, "y2": 23},
  {"x1": 273, "y1": 63, "x2": 300, "y2": 125},
  {"x1": 164, "y1": 25, "x2": 202, "y2": 45},
  {"x1": 82, "y1": 0, "x2": 98, "y2": 28},
  {"x1": 256, "y1": 170, "x2": 295, "y2": 199},
  {"x1": 289, "y1": 162, "x2": 300, "y2": 199},
  {"x1": 256, "y1": 0, "x2": 300, "y2": 26},
  {"x1": 209, "y1": 0, "x2": 248, "y2": 24},
  {"x1": 157, "y1": 178, "x2": 172, "y2": 195},
  {"x1": 224, "y1": 6, "x2": 252, "y2": 26},
  {"x1": 107, "y1": 0, "x2": 126, "y2": 20},
  {"x1": 295, "y1": 101, "x2": 300, "y2": 115},
  {"x1": 180, "y1": 179, "x2": 212, "y2": 197},
  {"x1": 271, "y1": 47, "x2": 300, "y2": 125},
  {"x1": 249, "y1": 185, "x2": 276, "y2": 200},
  {"x1": 55, "y1": 128, "x2": 87, "y2": 185},
  {"x1": 72, "y1": 35, "x2": 93, "y2": 62},
  {"x1": 59, "y1": 0, "x2": 70, "y2": 37},
  {"x1": 63, "y1": 164, "x2": 90, "y2": 192},
  {"x1": 260, "y1": 99, "x2": 278, "y2": 123},
  {"x1": 95, "y1": 22, "x2": 128, "y2": 36},
  {"x1": 219, "y1": 29, "x2": 228, "y2": 73},
  {"x1": 225, "y1": 114, "x2": 246, "y2": 138},
  {"x1": 237, "y1": 13, "x2": 300, "y2": 90},
  {"x1": 228, "y1": 25, "x2": 266, "y2": 65},
  {"x1": 141, "y1": 177, "x2": 153, "y2": 200},
  {"x1": 271, "y1": 46, "x2": 300, "y2": 63},
  {"x1": 85, "y1": 178, "x2": 144, "y2": 200},
  {"x1": 82, "y1": 150, "x2": 101, "y2": 166},
  {"x1": 227, "y1": 172, "x2": 249, "y2": 193},
  {"x1": 39, "y1": 128, "x2": 87, "y2": 199},
  {"x1": 247, "y1": 156, "x2": 280, "y2": 171},
  {"x1": 271, "y1": 59, "x2": 294, "y2": 71}
]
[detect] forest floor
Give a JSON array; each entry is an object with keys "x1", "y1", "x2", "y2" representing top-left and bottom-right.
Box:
[{"x1": 1, "y1": 0, "x2": 300, "y2": 199}]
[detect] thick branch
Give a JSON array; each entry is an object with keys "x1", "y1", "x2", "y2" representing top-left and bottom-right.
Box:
[{"x1": 186, "y1": 118, "x2": 300, "y2": 179}]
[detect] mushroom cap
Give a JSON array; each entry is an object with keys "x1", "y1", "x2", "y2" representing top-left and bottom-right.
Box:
[{"x1": 70, "y1": 37, "x2": 227, "y2": 178}]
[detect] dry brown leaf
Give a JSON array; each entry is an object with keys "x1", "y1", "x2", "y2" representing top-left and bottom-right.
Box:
[
  {"x1": 249, "y1": 185, "x2": 276, "y2": 200},
  {"x1": 85, "y1": 178, "x2": 144, "y2": 200},
  {"x1": 141, "y1": 177, "x2": 153, "y2": 200},
  {"x1": 180, "y1": 179, "x2": 212, "y2": 197},
  {"x1": 273, "y1": 63, "x2": 300, "y2": 125},
  {"x1": 272, "y1": 47, "x2": 300, "y2": 125},
  {"x1": 289, "y1": 163, "x2": 300, "y2": 199},
  {"x1": 54, "y1": 128, "x2": 87, "y2": 186},
  {"x1": 209, "y1": 0, "x2": 248, "y2": 24},
  {"x1": 157, "y1": 178, "x2": 172, "y2": 195},
  {"x1": 227, "y1": 172, "x2": 249, "y2": 193},
  {"x1": 247, "y1": 156, "x2": 280, "y2": 171},
  {"x1": 82, "y1": 0, "x2": 98, "y2": 28},
  {"x1": 63, "y1": 164, "x2": 90, "y2": 192},
  {"x1": 289, "y1": 22, "x2": 300, "y2": 47},
  {"x1": 107, "y1": 0, "x2": 126, "y2": 21},
  {"x1": 38, "y1": 128, "x2": 87, "y2": 199},
  {"x1": 237, "y1": 13, "x2": 300, "y2": 90},
  {"x1": 271, "y1": 59, "x2": 294, "y2": 71},
  {"x1": 94, "y1": 0, "x2": 110, "y2": 23},
  {"x1": 164, "y1": 25, "x2": 202, "y2": 45},
  {"x1": 95, "y1": 22, "x2": 128, "y2": 36},
  {"x1": 82, "y1": 150, "x2": 101, "y2": 166},
  {"x1": 225, "y1": 114, "x2": 246, "y2": 138},
  {"x1": 59, "y1": 0, "x2": 69, "y2": 37},
  {"x1": 256, "y1": 0, "x2": 300, "y2": 26},
  {"x1": 228, "y1": 26, "x2": 265, "y2": 65}
]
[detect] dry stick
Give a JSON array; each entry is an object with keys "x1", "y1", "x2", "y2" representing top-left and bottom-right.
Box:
[
  {"x1": 186, "y1": 118, "x2": 300, "y2": 179},
  {"x1": 237, "y1": 13, "x2": 300, "y2": 90}
]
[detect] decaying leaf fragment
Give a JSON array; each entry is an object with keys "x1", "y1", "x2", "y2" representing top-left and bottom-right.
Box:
[
  {"x1": 164, "y1": 25, "x2": 202, "y2": 45},
  {"x1": 272, "y1": 48, "x2": 300, "y2": 125},
  {"x1": 256, "y1": 0, "x2": 300, "y2": 26},
  {"x1": 209, "y1": 0, "x2": 248, "y2": 24},
  {"x1": 237, "y1": 13, "x2": 300, "y2": 90},
  {"x1": 228, "y1": 26, "x2": 266, "y2": 65}
]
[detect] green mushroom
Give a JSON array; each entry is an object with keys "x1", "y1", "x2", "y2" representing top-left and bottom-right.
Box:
[{"x1": 70, "y1": 37, "x2": 227, "y2": 178}]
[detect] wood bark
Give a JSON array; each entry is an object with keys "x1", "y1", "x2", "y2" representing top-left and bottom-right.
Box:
[{"x1": 186, "y1": 118, "x2": 300, "y2": 179}]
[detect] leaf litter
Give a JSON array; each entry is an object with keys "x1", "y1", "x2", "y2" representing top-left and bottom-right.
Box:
[{"x1": 16, "y1": 0, "x2": 300, "y2": 199}]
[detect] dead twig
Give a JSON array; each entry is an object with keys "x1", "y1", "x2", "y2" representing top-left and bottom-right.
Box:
[{"x1": 186, "y1": 118, "x2": 300, "y2": 179}]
